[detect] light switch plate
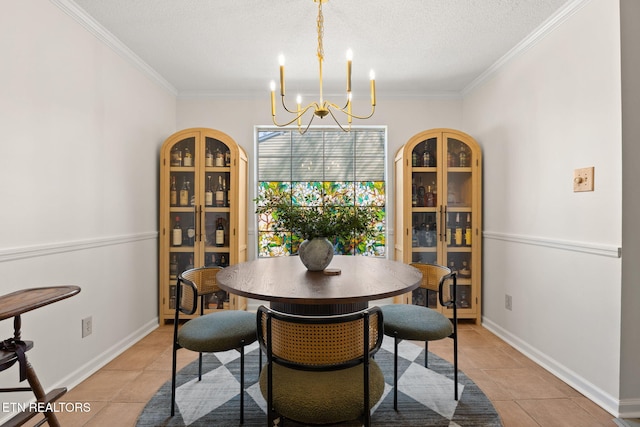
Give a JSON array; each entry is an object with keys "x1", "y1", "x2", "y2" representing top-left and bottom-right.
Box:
[{"x1": 573, "y1": 167, "x2": 594, "y2": 192}]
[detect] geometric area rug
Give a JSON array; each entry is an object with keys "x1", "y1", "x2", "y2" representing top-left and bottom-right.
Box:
[{"x1": 137, "y1": 336, "x2": 502, "y2": 426}]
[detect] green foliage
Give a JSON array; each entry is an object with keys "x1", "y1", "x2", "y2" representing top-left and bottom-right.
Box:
[{"x1": 254, "y1": 191, "x2": 378, "y2": 241}]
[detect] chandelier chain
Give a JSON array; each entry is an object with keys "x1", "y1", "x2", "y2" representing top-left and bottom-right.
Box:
[{"x1": 316, "y1": 1, "x2": 324, "y2": 61}]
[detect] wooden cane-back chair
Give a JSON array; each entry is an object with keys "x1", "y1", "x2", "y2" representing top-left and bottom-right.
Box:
[{"x1": 257, "y1": 306, "x2": 385, "y2": 427}]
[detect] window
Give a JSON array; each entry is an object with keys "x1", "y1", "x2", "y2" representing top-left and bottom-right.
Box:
[{"x1": 256, "y1": 127, "x2": 387, "y2": 257}]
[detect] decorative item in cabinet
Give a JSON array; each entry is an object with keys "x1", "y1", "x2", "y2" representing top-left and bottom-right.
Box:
[
  {"x1": 159, "y1": 128, "x2": 248, "y2": 322},
  {"x1": 394, "y1": 128, "x2": 482, "y2": 323}
]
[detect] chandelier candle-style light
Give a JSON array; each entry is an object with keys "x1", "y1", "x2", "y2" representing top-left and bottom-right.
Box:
[{"x1": 270, "y1": 0, "x2": 376, "y2": 134}]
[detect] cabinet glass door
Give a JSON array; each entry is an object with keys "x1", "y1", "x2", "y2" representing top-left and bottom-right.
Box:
[
  {"x1": 409, "y1": 137, "x2": 439, "y2": 307},
  {"x1": 444, "y1": 136, "x2": 474, "y2": 310},
  {"x1": 167, "y1": 136, "x2": 197, "y2": 309},
  {"x1": 202, "y1": 137, "x2": 231, "y2": 308}
]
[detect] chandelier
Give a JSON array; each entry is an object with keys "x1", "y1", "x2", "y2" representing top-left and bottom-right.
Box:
[{"x1": 269, "y1": 0, "x2": 376, "y2": 134}]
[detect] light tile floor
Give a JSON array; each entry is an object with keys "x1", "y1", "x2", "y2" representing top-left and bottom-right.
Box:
[{"x1": 27, "y1": 321, "x2": 619, "y2": 427}]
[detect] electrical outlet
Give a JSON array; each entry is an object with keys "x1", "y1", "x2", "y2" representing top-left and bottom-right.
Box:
[
  {"x1": 573, "y1": 167, "x2": 594, "y2": 192},
  {"x1": 82, "y1": 316, "x2": 92, "y2": 338},
  {"x1": 505, "y1": 294, "x2": 512, "y2": 311}
]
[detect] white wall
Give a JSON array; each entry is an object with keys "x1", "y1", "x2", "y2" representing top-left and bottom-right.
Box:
[
  {"x1": 0, "y1": 0, "x2": 175, "y2": 412},
  {"x1": 463, "y1": 0, "x2": 628, "y2": 416},
  {"x1": 177, "y1": 96, "x2": 465, "y2": 259}
]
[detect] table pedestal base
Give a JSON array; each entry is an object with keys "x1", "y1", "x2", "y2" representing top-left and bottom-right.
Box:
[{"x1": 270, "y1": 302, "x2": 368, "y2": 315}]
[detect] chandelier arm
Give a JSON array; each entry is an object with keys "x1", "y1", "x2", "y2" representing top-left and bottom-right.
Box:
[
  {"x1": 325, "y1": 101, "x2": 377, "y2": 120},
  {"x1": 297, "y1": 113, "x2": 316, "y2": 135},
  {"x1": 325, "y1": 107, "x2": 352, "y2": 132},
  {"x1": 272, "y1": 103, "x2": 317, "y2": 127},
  {"x1": 280, "y1": 95, "x2": 300, "y2": 115}
]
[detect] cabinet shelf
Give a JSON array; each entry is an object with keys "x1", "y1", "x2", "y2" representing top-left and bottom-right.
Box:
[
  {"x1": 445, "y1": 246, "x2": 472, "y2": 253},
  {"x1": 395, "y1": 128, "x2": 482, "y2": 323},
  {"x1": 412, "y1": 247, "x2": 438, "y2": 253},
  {"x1": 205, "y1": 246, "x2": 230, "y2": 252}
]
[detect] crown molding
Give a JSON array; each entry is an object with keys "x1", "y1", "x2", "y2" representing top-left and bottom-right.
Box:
[
  {"x1": 49, "y1": 0, "x2": 178, "y2": 96},
  {"x1": 462, "y1": 0, "x2": 592, "y2": 97},
  {"x1": 51, "y1": 0, "x2": 592, "y2": 101}
]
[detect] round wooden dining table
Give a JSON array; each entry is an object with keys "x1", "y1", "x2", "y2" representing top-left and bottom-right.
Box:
[{"x1": 216, "y1": 255, "x2": 422, "y2": 315}]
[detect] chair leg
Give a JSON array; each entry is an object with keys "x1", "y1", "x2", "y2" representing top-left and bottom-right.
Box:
[
  {"x1": 453, "y1": 334, "x2": 458, "y2": 401},
  {"x1": 25, "y1": 361, "x2": 62, "y2": 427},
  {"x1": 198, "y1": 352, "x2": 203, "y2": 381},
  {"x1": 171, "y1": 344, "x2": 178, "y2": 416},
  {"x1": 425, "y1": 340, "x2": 429, "y2": 368},
  {"x1": 240, "y1": 344, "x2": 245, "y2": 425},
  {"x1": 393, "y1": 334, "x2": 399, "y2": 411}
]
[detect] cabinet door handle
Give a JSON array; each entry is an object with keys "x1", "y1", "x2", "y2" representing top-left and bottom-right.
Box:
[
  {"x1": 441, "y1": 205, "x2": 447, "y2": 241},
  {"x1": 195, "y1": 205, "x2": 201, "y2": 242}
]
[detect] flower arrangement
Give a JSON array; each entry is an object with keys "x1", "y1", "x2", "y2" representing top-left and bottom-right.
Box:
[{"x1": 254, "y1": 191, "x2": 378, "y2": 241}]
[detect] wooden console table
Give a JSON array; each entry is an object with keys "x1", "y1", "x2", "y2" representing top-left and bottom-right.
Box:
[{"x1": 0, "y1": 286, "x2": 81, "y2": 427}]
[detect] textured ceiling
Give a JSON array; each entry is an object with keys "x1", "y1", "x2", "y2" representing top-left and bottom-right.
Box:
[{"x1": 69, "y1": 0, "x2": 572, "y2": 97}]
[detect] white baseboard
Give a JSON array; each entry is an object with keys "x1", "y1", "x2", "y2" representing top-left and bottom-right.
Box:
[
  {"x1": 59, "y1": 318, "x2": 160, "y2": 391},
  {"x1": 482, "y1": 316, "x2": 621, "y2": 417}
]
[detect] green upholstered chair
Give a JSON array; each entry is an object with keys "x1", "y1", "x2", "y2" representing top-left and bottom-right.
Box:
[
  {"x1": 170, "y1": 266, "x2": 257, "y2": 424},
  {"x1": 257, "y1": 305, "x2": 385, "y2": 427},
  {"x1": 381, "y1": 263, "x2": 458, "y2": 409}
]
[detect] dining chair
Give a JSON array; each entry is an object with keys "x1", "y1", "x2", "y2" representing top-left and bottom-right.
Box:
[
  {"x1": 381, "y1": 262, "x2": 458, "y2": 409},
  {"x1": 257, "y1": 305, "x2": 385, "y2": 427},
  {"x1": 170, "y1": 266, "x2": 258, "y2": 424}
]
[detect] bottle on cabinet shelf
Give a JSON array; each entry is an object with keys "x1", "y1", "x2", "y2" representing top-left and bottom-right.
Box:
[
  {"x1": 183, "y1": 147, "x2": 193, "y2": 167},
  {"x1": 459, "y1": 260, "x2": 471, "y2": 278},
  {"x1": 170, "y1": 146, "x2": 182, "y2": 166},
  {"x1": 187, "y1": 222, "x2": 195, "y2": 246},
  {"x1": 222, "y1": 178, "x2": 228, "y2": 207},
  {"x1": 214, "y1": 147, "x2": 224, "y2": 167},
  {"x1": 430, "y1": 181, "x2": 437, "y2": 206},
  {"x1": 179, "y1": 178, "x2": 189, "y2": 207},
  {"x1": 172, "y1": 216, "x2": 182, "y2": 247},
  {"x1": 224, "y1": 150, "x2": 231, "y2": 167},
  {"x1": 186, "y1": 255, "x2": 194, "y2": 271},
  {"x1": 446, "y1": 213, "x2": 452, "y2": 246},
  {"x1": 169, "y1": 254, "x2": 178, "y2": 279},
  {"x1": 454, "y1": 213, "x2": 463, "y2": 246},
  {"x1": 215, "y1": 218, "x2": 225, "y2": 247},
  {"x1": 422, "y1": 149, "x2": 431, "y2": 168},
  {"x1": 425, "y1": 185, "x2": 435, "y2": 207},
  {"x1": 205, "y1": 175, "x2": 213, "y2": 207},
  {"x1": 205, "y1": 146, "x2": 214, "y2": 167},
  {"x1": 464, "y1": 213, "x2": 472, "y2": 246},
  {"x1": 459, "y1": 146, "x2": 468, "y2": 167},
  {"x1": 215, "y1": 176, "x2": 225, "y2": 207},
  {"x1": 417, "y1": 177, "x2": 425, "y2": 207},
  {"x1": 170, "y1": 176, "x2": 177, "y2": 206},
  {"x1": 411, "y1": 178, "x2": 418, "y2": 207},
  {"x1": 412, "y1": 150, "x2": 418, "y2": 167},
  {"x1": 448, "y1": 260, "x2": 457, "y2": 275}
]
